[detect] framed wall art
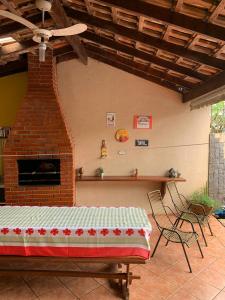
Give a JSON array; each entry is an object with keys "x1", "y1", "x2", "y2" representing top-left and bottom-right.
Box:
[{"x1": 106, "y1": 112, "x2": 116, "y2": 128}]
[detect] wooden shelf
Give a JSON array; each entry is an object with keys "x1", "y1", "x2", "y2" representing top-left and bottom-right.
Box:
[
  {"x1": 76, "y1": 176, "x2": 186, "y2": 183},
  {"x1": 76, "y1": 176, "x2": 185, "y2": 199}
]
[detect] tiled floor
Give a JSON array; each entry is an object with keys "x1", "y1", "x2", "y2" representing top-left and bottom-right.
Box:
[{"x1": 0, "y1": 216, "x2": 224, "y2": 300}]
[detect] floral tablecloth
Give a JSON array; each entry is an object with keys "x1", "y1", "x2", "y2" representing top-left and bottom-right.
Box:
[{"x1": 0, "y1": 206, "x2": 152, "y2": 259}]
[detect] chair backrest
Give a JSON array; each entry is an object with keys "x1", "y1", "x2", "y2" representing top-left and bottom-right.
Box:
[
  {"x1": 147, "y1": 190, "x2": 173, "y2": 231},
  {"x1": 166, "y1": 181, "x2": 186, "y2": 212}
]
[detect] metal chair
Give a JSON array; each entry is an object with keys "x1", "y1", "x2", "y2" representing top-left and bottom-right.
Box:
[
  {"x1": 147, "y1": 190, "x2": 204, "y2": 273},
  {"x1": 166, "y1": 181, "x2": 213, "y2": 247}
]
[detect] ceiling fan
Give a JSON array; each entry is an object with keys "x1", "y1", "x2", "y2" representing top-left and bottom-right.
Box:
[{"x1": 0, "y1": 0, "x2": 87, "y2": 62}]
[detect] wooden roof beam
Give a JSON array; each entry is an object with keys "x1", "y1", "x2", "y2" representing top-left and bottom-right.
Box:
[
  {"x1": 97, "y1": 0, "x2": 225, "y2": 41},
  {"x1": 50, "y1": 0, "x2": 87, "y2": 65},
  {"x1": 65, "y1": 7, "x2": 225, "y2": 70},
  {"x1": 0, "y1": 13, "x2": 45, "y2": 36},
  {"x1": 183, "y1": 70, "x2": 225, "y2": 102},
  {"x1": 1, "y1": 5, "x2": 224, "y2": 69},
  {"x1": 0, "y1": 57, "x2": 27, "y2": 78},
  {"x1": 79, "y1": 31, "x2": 206, "y2": 80},
  {"x1": 0, "y1": 0, "x2": 22, "y2": 16},
  {"x1": 0, "y1": 39, "x2": 37, "y2": 57},
  {"x1": 174, "y1": 0, "x2": 183, "y2": 12}
]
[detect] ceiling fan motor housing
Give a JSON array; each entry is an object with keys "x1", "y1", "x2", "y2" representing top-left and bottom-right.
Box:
[{"x1": 35, "y1": 0, "x2": 52, "y2": 12}]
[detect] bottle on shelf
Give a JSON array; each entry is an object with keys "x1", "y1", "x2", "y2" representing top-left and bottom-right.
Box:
[
  {"x1": 101, "y1": 140, "x2": 107, "y2": 158},
  {"x1": 78, "y1": 167, "x2": 83, "y2": 178}
]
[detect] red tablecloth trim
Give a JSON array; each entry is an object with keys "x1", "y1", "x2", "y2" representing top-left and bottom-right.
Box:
[{"x1": 0, "y1": 246, "x2": 150, "y2": 259}]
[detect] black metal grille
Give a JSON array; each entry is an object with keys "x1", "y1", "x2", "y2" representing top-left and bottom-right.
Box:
[{"x1": 17, "y1": 159, "x2": 60, "y2": 186}]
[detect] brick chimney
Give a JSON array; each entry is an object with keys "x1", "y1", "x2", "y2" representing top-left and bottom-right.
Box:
[{"x1": 3, "y1": 50, "x2": 75, "y2": 206}]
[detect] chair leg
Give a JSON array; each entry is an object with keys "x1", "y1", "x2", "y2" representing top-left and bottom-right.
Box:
[
  {"x1": 198, "y1": 223, "x2": 208, "y2": 247},
  {"x1": 173, "y1": 218, "x2": 180, "y2": 229},
  {"x1": 207, "y1": 219, "x2": 213, "y2": 236},
  {"x1": 179, "y1": 220, "x2": 184, "y2": 228},
  {"x1": 181, "y1": 243, "x2": 192, "y2": 273},
  {"x1": 196, "y1": 239, "x2": 204, "y2": 258},
  {"x1": 151, "y1": 231, "x2": 163, "y2": 257}
]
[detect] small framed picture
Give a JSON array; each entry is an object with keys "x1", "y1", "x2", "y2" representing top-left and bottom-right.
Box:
[
  {"x1": 106, "y1": 112, "x2": 116, "y2": 128},
  {"x1": 134, "y1": 115, "x2": 152, "y2": 129}
]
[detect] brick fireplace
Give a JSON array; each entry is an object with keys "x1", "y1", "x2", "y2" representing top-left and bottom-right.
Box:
[{"x1": 3, "y1": 50, "x2": 75, "y2": 206}]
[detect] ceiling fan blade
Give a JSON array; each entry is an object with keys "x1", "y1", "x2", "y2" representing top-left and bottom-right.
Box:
[
  {"x1": 0, "y1": 10, "x2": 38, "y2": 31},
  {"x1": 51, "y1": 24, "x2": 87, "y2": 36}
]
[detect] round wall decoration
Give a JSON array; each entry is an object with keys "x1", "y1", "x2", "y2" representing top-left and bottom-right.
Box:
[{"x1": 115, "y1": 129, "x2": 129, "y2": 142}]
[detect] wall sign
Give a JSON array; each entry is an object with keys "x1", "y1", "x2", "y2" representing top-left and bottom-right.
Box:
[
  {"x1": 134, "y1": 115, "x2": 152, "y2": 129},
  {"x1": 106, "y1": 112, "x2": 116, "y2": 128},
  {"x1": 135, "y1": 139, "x2": 149, "y2": 147}
]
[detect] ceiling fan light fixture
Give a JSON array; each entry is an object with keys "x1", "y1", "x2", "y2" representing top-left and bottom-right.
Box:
[
  {"x1": 39, "y1": 42, "x2": 47, "y2": 62},
  {"x1": 0, "y1": 6, "x2": 88, "y2": 63},
  {"x1": 35, "y1": 0, "x2": 52, "y2": 12}
]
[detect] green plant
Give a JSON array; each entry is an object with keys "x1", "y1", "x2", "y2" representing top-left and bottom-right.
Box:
[
  {"x1": 96, "y1": 167, "x2": 104, "y2": 177},
  {"x1": 189, "y1": 188, "x2": 221, "y2": 210},
  {"x1": 211, "y1": 101, "x2": 225, "y2": 133}
]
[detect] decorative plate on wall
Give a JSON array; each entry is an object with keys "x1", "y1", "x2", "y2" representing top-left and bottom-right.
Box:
[{"x1": 115, "y1": 129, "x2": 129, "y2": 142}]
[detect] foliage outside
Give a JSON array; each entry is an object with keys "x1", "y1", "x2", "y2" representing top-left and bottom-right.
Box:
[
  {"x1": 189, "y1": 187, "x2": 221, "y2": 210},
  {"x1": 211, "y1": 101, "x2": 225, "y2": 133}
]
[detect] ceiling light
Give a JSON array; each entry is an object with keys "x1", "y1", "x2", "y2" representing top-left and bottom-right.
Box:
[
  {"x1": 39, "y1": 42, "x2": 47, "y2": 62},
  {"x1": 0, "y1": 37, "x2": 16, "y2": 44}
]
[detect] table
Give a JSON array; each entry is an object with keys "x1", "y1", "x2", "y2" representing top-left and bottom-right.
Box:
[{"x1": 0, "y1": 206, "x2": 152, "y2": 299}]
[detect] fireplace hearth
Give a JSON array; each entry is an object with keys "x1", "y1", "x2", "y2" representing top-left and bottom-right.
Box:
[{"x1": 3, "y1": 50, "x2": 75, "y2": 206}]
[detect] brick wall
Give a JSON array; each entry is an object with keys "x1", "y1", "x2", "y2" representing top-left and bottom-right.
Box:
[{"x1": 3, "y1": 50, "x2": 75, "y2": 206}]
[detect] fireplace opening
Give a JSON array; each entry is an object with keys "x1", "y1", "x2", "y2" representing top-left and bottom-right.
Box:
[{"x1": 17, "y1": 159, "x2": 60, "y2": 186}]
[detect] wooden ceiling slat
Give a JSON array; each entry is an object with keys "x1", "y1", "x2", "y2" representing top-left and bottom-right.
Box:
[
  {"x1": 65, "y1": 7, "x2": 225, "y2": 69},
  {"x1": 97, "y1": 0, "x2": 225, "y2": 41},
  {"x1": 80, "y1": 30, "x2": 205, "y2": 80},
  {"x1": 1, "y1": 0, "x2": 225, "y2": 97}
]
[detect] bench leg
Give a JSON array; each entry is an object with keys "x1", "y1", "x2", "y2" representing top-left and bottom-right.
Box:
[{"x1": 122, "y1": 264, "x2": 130, "y2": 300}]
